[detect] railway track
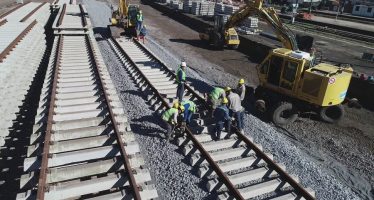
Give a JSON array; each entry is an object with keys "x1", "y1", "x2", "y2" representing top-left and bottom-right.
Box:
[
  {"x1": 108, "y1": 37, "x2": 316, "y2": 200},
  {"x1": 16, "y1": 34, "x2": 158, "y2": 200},
  {"x1": 286, "y1": 21, "x2": 374, "y2": 45}
]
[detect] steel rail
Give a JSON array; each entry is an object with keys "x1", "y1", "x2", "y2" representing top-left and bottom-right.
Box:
[
  {"x1": 36, "y1": 35, "x2": 62, "y2": 200},
  {"x1": 0, "y1": 2, "x2": 30, "y2": 19},
  {"x1": 114, "y1": 38, "x2": 316, "y2": 200},
  {"x1": 0, "y1": 19, "x2": 7, "y2": 27},
  {"x1": 79, "y1": 4, "x2": 87, "y2": 27},
  {"x1": 56, "y1": 4, "x2": 66, "y2": 27},
  {"x1": 20, "y1": 2, "x2": 47, "y2": 22},
  {"x1": 111, "y1": 38, "x2": 244, "y2": 199},
  {"x1": 85, "y1": 35, "x2": 142, "y2": 200},
  {"x1": 0, "y1": 19, "x2": 37, "y2": 63}
]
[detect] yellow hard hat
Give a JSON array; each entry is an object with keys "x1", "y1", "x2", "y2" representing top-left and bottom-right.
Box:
[
  {"x1": 222, "y1": 97, "x2": 228, "y2": 104},
  {"x1": 239, "y1": 79, "x2": 245, "y2": 84},
  {"x1": 172, "y1": 102, "x2": 179, "y2": 109},
  {"x1": 224, "y1": 87, "x2": 232, "y2": 92},
  {"x1": 179, "y1": 105, "x2": 185, "y2": 111}
]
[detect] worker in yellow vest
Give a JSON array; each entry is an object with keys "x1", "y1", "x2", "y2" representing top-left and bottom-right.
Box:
[
  {"x1": 136, "y1": 10, "x2": 143, "y2": 31},
  {"x1": 162, "y1": 102, "x2": 185, "y2": 141},
  {"x1": 206, "y1": 87, "x2": 226, "y2": 116},
  {"x1": 176, "y1": 62, "x2": 187, "y2": 102}
]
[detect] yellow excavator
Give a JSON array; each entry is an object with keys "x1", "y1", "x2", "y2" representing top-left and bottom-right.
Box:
[
  {"x1": 109, "y1": 0, "x2": 139, "y2": 38},
  {"x1": 199, "y1": 14, "x2": 240, "y2": 49},
  {"x1": 212, "y1": 0, "x2": 353, "y2": 125}
]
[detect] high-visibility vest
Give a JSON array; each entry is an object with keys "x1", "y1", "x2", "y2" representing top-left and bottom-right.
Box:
[
  {"x1": 210, "y1": 87, "x2": 224, "y2": 100},
  {"x1": 162, "y1": 108, "x2": 177, "y2": 122},
  {"x1": 181, "y1": 100, "x2": 196, "y2": 112},
  {"x1": 176, "y1": 67, "x2": 186, "y2": 83},
  {"x1": 137, "y1": 14, "x2": 143, "y2": 22}
]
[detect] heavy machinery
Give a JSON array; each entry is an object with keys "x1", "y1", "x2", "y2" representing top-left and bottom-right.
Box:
[
  {"x1": 215, "y1": 0, "x2": 353, "y2": 125},
  {"x1": 109, "y1": 0, "x2": 139, "y2": 38},
  {"x1": 199, "y1": 14, "x2": 240, "y2": 49}
]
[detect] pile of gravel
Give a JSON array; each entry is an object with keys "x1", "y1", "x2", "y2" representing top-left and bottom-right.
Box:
[
  {"x1": 83, "y1": 0, "x2": 208, "y2": 199},
  {"x1": 83, "y1": 0, "x2": 361, "y2": 199}
]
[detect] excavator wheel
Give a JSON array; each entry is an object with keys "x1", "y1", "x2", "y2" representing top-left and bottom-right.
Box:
[
  {"x1": 271, "y1": 101, "x2": 298, "y2": 126},
  {"x1": 319, "y1": 104, "x2": 344, "y2": 123}
]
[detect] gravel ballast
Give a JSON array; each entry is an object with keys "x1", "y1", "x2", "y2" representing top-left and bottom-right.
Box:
[{"x1": 83, "y1": 0, "x2": 363, "y2": 199}]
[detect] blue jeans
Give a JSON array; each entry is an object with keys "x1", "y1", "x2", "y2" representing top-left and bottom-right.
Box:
[
  {"x1": 176, "y1": 83, "x2": 184, "y2": 102},
  {"x1": 215, "y1": 120, "x2": 231, "y2": 139},
  {"x1": 230, "y1": 110, "x2": 244, "y2": 131},
  {"x1": 136, "y1": 21, "x2": 142, "y2": 31},
  {"x1": 184, "y1": 110, "x2": 193, "y2": 124}
]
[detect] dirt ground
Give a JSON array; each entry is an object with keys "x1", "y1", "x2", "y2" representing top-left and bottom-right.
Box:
[{"x1": 133, "y1": 1, "x2": 373, "y2": 198}]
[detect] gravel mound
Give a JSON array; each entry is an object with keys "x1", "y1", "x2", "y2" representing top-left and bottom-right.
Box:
[{"x1": 83, "y1": 1, "x2": 209, "y2": 199}]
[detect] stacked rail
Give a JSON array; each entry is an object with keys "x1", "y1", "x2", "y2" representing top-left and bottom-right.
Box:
[
  {"x1": 0, "y1": 2, "x2": 50, "y2": 146},
  {"x1": 12, "y1": 3, "x2": 159, "y2": 199},
  {"x1": 108, "y1": 37, "x2": 316, "y2": 200},
  {"x1": 16, "y1": 33, "x2": 158, "y2": 200}
]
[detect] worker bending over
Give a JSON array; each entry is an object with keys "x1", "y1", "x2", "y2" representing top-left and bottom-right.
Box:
[
  {"x1": 162, "y1": 103, "x2": 184, "y2": 141},
  {"x1": 176, "y1": 62, "x2": 187, "y2": 102},
  {"x1": 213, "y1": 98, "x2": 231, "y2": 140},
  {"x1": 225, "y1": 87, "x2": 245, "y2": 134},
  {"x1": 236, "y1": 78, "x2": 245, "y2": 101},
  {"x1": 181, "y1": 100, "x2": 196, "y2": 125},
  {"x1": 207, "y1": 87, "x2": 226, "y2": 115}
]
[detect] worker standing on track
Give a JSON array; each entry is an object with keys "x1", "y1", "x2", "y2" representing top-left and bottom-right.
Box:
[
  {"x1": 236, "y1": 78, "x2": 246, "y2": 101},
  {"x1": 225, "y1": 87, "x2": 245, "y2": 134},
  {"x1": 176, "y1": 62, "x2": 187, "y2": 102},
  {"x1": 136, "y1": 10, "x2": 143, "y2": 31},
  {"x1": 213, "y1": 98, "x2": 231, "y2": 140},
  {"x1": 161, "y1": 103, "x2": 184, "y2": 141},
  {"x1": 181, "y1": 100, "x2": 196, "y2": 125},
  {"x1": 207, "y1": 87, "x2": 226, "y2": 115}
]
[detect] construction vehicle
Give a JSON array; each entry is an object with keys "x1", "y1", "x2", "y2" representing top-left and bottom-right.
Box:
[
  {"x1": 199, "y1": 14, "x2": 240, "y2": 49},
  {"x1": 218, "y1": 0, "x2": 353, "y2": 125},
  {"x1": 109, "y1": 0, "x2": 139, "y2": 38}
]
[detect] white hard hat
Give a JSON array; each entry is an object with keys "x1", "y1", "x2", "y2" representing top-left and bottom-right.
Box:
[{"x1": 181, "y1": 62, "x2": 187, "y2": 67}]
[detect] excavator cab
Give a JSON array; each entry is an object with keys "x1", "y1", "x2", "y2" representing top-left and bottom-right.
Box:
[{"x1": 256, "y1": 48, "x2": 353, "y2": 125}]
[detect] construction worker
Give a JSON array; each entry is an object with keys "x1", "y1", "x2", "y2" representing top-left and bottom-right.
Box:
[
  {"x1": 176, "y1": 62, "x2": 187, "y2": 102},
  {"x1": 162, "y1": 103, "x2": 184, "y2": 141},
  {"x1": 136, "y1": 10, "x2": 143, "y2": 31},
  {"x1": 236, "y1": 78, "x2": 246, "y2": 101},
  {"x1": 225, "y1": 87, "x2": 245, "y2": 133},
  {"x1": 181, "y1": 100, "x2": 196, "y2": 125},
  {"x1": 207, "y1": 87, "x2": 226, "y2": 112},
  {"x1": 138, "y1": 25, "x2": 147, "y2": 44},
  {"x1": 214, "y1": 97, "x2": 231, "y2": 140}
]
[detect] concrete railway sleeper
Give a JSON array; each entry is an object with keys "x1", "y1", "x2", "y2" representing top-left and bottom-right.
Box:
[
  {"x1": 108, "y1": 37, "x2": 316, "y2": 200},
  {"x1": 16, "y1": 34, "x2": 158, "y2": 200}
]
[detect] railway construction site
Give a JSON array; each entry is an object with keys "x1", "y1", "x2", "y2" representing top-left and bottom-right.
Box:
[{"x1": 0, "y1": 0, "x2": 373, "y2": 199}]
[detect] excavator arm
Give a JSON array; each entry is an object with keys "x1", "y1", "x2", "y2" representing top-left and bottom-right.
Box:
[{"x1": 224, "y1": 0, "x2": 298, "y2": 50}]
